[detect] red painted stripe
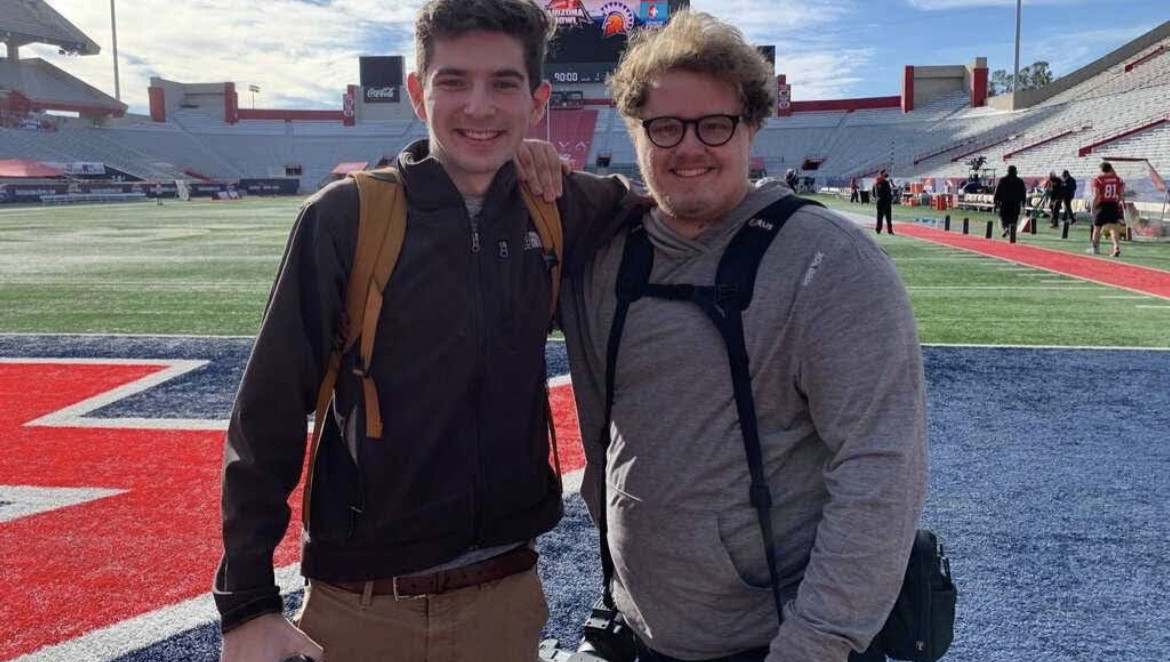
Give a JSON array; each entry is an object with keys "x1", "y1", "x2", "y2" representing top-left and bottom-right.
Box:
[
  {"x1": 0, "y1": 363, "x2": 586, "y2": 658},
  {"x1": 0, "y1": 363, "x2": 162, "y2": 423},
  {"x1": 894, "y1": 224, "x2": 1170, "y2": 299}
]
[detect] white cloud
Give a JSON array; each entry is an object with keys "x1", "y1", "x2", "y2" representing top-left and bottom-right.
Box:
[
  {"x1": 22, "y1": 0, "x2": 874, "y2": 114},
  {"x1": 905, "y1": 0, "x2": 1084, "y2": 8},
  {"x1": 27, "y1": 0, "x2": 423, "y2": 114},
  {"x1": 691, "y1": 0, "x2": 857, "y2": 35},
  {"x1": 1026, "y1": 25, "x2": 1153, "y2": 74},
  {"x1": 775, "y1": 49, "x2": 876, "y2": 99},
  {"x1": 689, "y1": 0, "x2": 873, "y2": 98}
]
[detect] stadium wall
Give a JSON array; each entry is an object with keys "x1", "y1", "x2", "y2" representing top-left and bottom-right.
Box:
[{"x1": 988, "y1": 20, "x2": 1170, "y2": 111}]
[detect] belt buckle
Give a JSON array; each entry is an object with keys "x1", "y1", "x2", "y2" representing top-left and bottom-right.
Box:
[{"x1": 391, "y1": 576, "x2": 425, "y2": 601}]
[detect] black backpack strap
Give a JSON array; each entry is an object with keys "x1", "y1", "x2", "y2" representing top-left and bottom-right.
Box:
[
  {"x1": 716, "y1": 195, "x2": 823, "y2": 312},
  {"x1": 701, "y1": 195, "x2": 822, "y2": 624},
  {"x1": 596, "y1": 222, "x2": 653, "y2": 608}
]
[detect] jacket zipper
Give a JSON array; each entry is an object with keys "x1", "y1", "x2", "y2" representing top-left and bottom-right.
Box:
[{"x1": 468, "y1": 209, "x2": 485, "y2": 546}]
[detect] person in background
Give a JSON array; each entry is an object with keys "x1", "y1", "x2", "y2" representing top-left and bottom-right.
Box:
[
  {"x1": 874, "y1": 169, "x2": 894, "y2": 234},
  {"x1": 1089, "y1": 161, "x2": 1125, "y2": 257},
  {"x1": 1060, "y1": 169, "x2": 1077, "y2": 224},
  {"x1": 850, "y1": 177, "x2": 860, "y2": 203},
  {"x1": 993, "y1": 165, "x2": 1027, "y2": 239},
  {"x1": 1045, "y1": 171, "x2": 1064, "y2": 228}
]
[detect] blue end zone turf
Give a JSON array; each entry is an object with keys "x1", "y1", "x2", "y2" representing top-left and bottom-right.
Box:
[{"x1": 1, "y1": 336, "x2": 1167, "y2": 661}]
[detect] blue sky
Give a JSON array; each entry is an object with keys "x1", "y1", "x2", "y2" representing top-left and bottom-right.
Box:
[{"x1": 24, "y1": 0, "x2": 1169, "y2": 115}]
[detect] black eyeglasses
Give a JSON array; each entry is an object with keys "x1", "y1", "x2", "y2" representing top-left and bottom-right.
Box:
[{"x1": 641, "y1": 114, "x2": 741, "y2": 148}]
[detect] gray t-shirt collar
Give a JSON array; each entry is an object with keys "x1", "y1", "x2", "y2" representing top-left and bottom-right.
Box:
[{"x1": 643, "y1": 182, "x2": 791, "y2": 260}]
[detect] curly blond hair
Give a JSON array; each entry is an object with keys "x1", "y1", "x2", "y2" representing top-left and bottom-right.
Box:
[{"x1": 608, "y1": 11, "x2": 775, "y2": 127}]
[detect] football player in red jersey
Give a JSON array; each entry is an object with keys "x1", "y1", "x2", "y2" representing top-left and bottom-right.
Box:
[{"x1": 1089, "y1": 161, "x2": 1126, "y2": 257}]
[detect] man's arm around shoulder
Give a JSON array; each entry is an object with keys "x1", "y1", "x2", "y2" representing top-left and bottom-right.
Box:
[{"x1": 558, "y1": 172, "x2": 648, "y2": 272}]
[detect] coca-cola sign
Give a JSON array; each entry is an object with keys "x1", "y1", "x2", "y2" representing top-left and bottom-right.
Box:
[{"x1": 363, "y1": 85, "x2": 400, "y2": 103}]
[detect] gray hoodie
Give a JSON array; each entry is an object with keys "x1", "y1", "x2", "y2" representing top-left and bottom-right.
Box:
[{"x1": 560, "y1": 182, "x2": 927, "y2": 661}]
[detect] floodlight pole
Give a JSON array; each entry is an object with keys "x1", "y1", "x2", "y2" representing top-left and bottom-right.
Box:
[
  {"x1": 110, "y1": 0, "x2": 121, "y2": 101},
  {"x1": 1012, "y1": 0, "x2": 1021, "y2": 92}
]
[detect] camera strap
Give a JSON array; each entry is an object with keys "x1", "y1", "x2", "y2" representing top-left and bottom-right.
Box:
[{"x1": 599, "y1": 194, "x2": 822, "y2": 622}]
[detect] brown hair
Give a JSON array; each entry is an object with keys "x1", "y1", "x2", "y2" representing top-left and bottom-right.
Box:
[
  {"x1": 1100, "y1": 161, "x2": 1114, "y2": 173},
  {"x1": 608, "y1": 10, "x2": 775, "y2": 127},
  {"x1": 415, "y1": 0, "x2": 554, "y2": 91}
]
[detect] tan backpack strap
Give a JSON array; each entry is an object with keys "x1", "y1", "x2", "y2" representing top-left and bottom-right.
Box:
[
  {"x1": 351, "y1": 169, "x2": 407, "y2": 439},
  {"x1": 520, "y1": 183, "x2": 565, "y2": 490},
  {"x1": 303, "y1": 168, "x2": 405, "y2": 530},
  {"x1": 520, "y1": 185, "x2": 564, "y2": 319},
  {"x1": 544, "y1": 381, "x2": 563, "y2": 492}
]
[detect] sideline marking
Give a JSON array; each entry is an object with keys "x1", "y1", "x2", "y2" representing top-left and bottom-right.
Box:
[
  {"x1": 11, "y1": 564, "x2": 304, "y2": 662},
  {"x1": 922, "y1": 342, "x2": 1170, "y2": 351},
  {"x1": 0, "y1": 486, "x2": 127, "y2": 524},
  {"x1": 907, "y1": 286, "x2": 1107, "y2": 291},
  {"x1": 839, "y1": 211, "x2": 1170, "y2": 299},
  {"x1": 0, "y1": 332, "x2": 255, "y2": 339},
  {"x1": 7, "y1": 358, "x2": 220, "y2": 431}
]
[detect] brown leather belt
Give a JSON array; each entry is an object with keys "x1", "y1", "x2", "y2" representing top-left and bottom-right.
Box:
[{"x1": 328, "y1": 546, "x2": 537, "y2": 599}]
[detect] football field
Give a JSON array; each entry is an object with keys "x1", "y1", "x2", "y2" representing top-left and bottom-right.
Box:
[{"x1": 1, "y1": 197, "x2": 1168, "y2": 661}]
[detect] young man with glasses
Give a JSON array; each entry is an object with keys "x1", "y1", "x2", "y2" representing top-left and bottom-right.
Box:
[{"x1": 558, "y1": 11, "x2": 927, "y2": 662}]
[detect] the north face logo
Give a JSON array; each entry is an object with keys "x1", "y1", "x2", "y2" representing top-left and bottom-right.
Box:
[{"x1": 524, "y1": 231, "x2": 543, "y2": 251}]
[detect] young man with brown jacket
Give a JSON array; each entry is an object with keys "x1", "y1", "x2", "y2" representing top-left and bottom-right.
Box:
[{"x1": 215, "y1": 2, "x2": 637, "y2": 660}]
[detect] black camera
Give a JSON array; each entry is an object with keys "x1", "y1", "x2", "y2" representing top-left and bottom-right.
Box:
[{"x1": 538, "y1": 599, "x2": 638, "y2": 662}]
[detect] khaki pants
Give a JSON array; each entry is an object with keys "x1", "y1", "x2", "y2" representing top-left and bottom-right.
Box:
[{"x1": 295, "y1": 567, "x2": 548, "y2": 662}]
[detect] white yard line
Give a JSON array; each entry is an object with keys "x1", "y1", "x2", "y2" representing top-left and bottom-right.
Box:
[
  {"x1": 14, "y1": 358, "x2": 219, "y2": 431},
  {"x1": 923, "y1": 342, "x2": 1170, "y2": 351},
  {"x1": 0, "y1": 332, "x2": 255, "y2": 339},
  {"x1": 10, "y1": 466, "x2": 587, "y2": 661},
  {"x1": 907, "y1": 286, "x2": 1105, "y2": 290}
]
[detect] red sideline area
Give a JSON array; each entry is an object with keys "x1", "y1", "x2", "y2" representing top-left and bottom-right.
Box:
[
  {"x1": 0, "y1": 362, "x2": 584, "y2": 659},
  {"x1": 893, "y1": 223, "x2": 1170, "y2": 299}
]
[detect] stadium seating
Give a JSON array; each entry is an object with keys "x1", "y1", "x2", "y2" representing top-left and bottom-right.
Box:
[{"x1": 2, "y1": 36, "x2": 1166, "y2": 196}]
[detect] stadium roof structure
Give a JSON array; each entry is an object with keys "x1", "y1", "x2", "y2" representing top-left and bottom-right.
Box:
[{"x1": 0, "y1": 0, "x2": 100, "y2": 55}]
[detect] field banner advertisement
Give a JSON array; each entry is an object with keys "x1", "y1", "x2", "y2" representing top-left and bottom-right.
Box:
[
  {"x1": 359, "y1": 56, "x2": 404, "y2": 104},
  {"x1": 45, "y1": 162, "x2": 106, "y2": 176}
]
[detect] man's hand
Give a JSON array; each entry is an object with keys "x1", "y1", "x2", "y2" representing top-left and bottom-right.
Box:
[
  {"x1": 514, "y1": 139, "x2": 572, "y2": 203},
  {"x1": 221, "y1": 613, "x2": 324, "y2": 662}
]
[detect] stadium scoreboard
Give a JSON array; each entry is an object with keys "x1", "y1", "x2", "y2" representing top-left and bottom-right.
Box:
[{"x1": 545, "y1": 0, "x2": 690, "y2": 84}]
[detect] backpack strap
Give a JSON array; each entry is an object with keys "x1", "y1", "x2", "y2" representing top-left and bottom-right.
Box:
[
  {"x1": 303, "y1": 168, "x2": 406, "y2": 530},
  {"x1": 303, "y1": 171, "x2": 563, "y2": 530},
  {"x1": 519, "y1": 187, "x2": 564, "y2": 319},
  {"x1": 519, "y1": 187, "x2": 566, "y2": 484},
  {"x1": 597, "y1": 194, "x2": 822, "y2": 617}
]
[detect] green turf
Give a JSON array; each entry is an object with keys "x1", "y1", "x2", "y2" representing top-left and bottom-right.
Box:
[
  {"x1": 807, "y1": 193, "x2": 1170, "y2": 273},
  {"x1": 0, "y1": 200, "x2": 290, "y2": 335},
  {"x1": 0, "y1": 197, "x2": 1167, "y2": 346}
]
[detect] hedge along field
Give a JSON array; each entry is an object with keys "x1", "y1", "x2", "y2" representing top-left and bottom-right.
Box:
[{"x1": 0, "y1": 196, "x2": 1166, "y2": 346}]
